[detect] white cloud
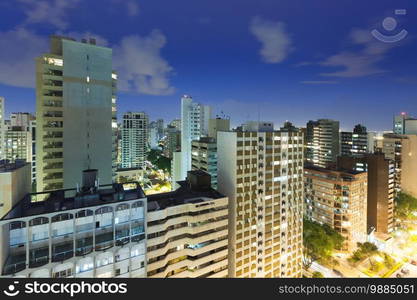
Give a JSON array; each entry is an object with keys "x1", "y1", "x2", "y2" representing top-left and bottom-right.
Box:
[
  {"x1": 249, "y1": 16, "x2": 293, "y2": 63},
  {"x1": 301, "y1": 80, "x2": 338, "y2": 85},
  {"x1": 113, "y1": 30, "x2": 175, "y2": 95},
  {"x1": 17, "y1": 0, "x2": 80, "y2": 29},
  {"x1": 319, "y1": 28, "x2": 398, "y2": 78},
  {"x1": 0, "y1": 27, "x2": 48, "y2": 88}
]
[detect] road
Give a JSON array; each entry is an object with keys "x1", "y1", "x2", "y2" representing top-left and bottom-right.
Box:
[{"x1": 391, "y1": 262, "x2": 417, "y2": 278}]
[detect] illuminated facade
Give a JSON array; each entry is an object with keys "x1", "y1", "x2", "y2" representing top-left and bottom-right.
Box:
[
  {"x1": 306, "y1": 119, "x2": 340, "y2": 168},
  {"x1": 146, "y1": 171, "x2": 228, "y2": 278},
  {"x1": 0, "y1": 177, "x2": 146, "y2": 278},
  {"x1": 304, "y1": 167, "x2": 368, "y2": 251},
  {"x1": 121, "y1": 112, "x2": 149, "y2": 169},
  {"x1": 382, "y1": 133, "x2": 417, "y2": 198},
  {"x1": 217, "y1": 125, "x2": 304, "y2": 278}
]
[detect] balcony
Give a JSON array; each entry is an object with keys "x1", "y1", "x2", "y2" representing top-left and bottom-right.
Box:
[
  {"x1": 95, "y1": 231, "x2": 114, "y2": 251},
  {"x1": 2, "y1": 253, "x2": 26, "y2": 275},
  {"x1": 52, "y1": 242, "x2": 74, "y2": 262},
  {"x1": 29, "y1": 246, "x2": 49, "y2": 268}
]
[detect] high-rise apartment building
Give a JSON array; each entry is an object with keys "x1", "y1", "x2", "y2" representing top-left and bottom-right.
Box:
[
  {"x1": 306, "y1": 119, "x2": 340, "y2": 168},
  {"x1": 341, "y1": 124, "x2": 368, "y2": 157},
  {"x1": 338, "y1": 153, "x2": 394, "y2": 234},
  {"x1": 179, "y1": 95, "x2": 211, "y2": 181},
  {"x1": 148, "y1": 122, "x2": 159, "y2": 150},
  {"x1": 382, "y1": 133, "x2": 417, "y2": 198},
  {"x1": 4, "y1": 127, "x2": 32, "y2": 162},
  {"x1": 191, "y1": 137, "x2": 218, "y2": 189},
  {"x1": 217, "y1": 124, "x2": 304, "y2": 278},
  {"x1": 0, "y1": 170, "x2": 146, "y2": 278},
  {"x1": 208, "y1": 117, "x2": 230, "y2": 139},
  {"x1": 146, "y1": 171, "x2": 228, "y2": 278},
  {"x1": 10, "y1": 113, "x2": 35, "y2": 129},
  {"x1": 164, "y1": 125, "x2": 180, "y2": 159},
  {"x1": 393, "y1": 112, "x2": 417, "y2": 135},
  {"x1": 170, "y1": 119, "x2": 181, "y2": 130},
  {"x1": 121, "y1": 112, "x2": 149, "y2": 169},
  {"x1": 36, "y1": 36, "x2": 116, "y2": 192},
  {"x1": 304, "y1": 166, "x2": 368, "y2": 251},
  {"x1": 30, "y1": 120, "x2": 37, "y2": 185},
  {"x1": 0, "y1": 97, "x2": 5, "y2": 160}
]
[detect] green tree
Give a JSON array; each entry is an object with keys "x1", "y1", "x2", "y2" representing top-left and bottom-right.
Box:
[
  {"x1": 147, "y1": 149, "x2": 172, "y2": 173},
  {"x1": 348, "y1": 242, "x2": 378, "y2": 263},
  {"x1": 303, "y1": 218, "x2": 344, "y2": 269},
  {"x1": 312, "y1": 271, "x2": 324, "y2": 278},
  {"x1": 395, "y1": 192, "x2": 417, "y2": 220}
]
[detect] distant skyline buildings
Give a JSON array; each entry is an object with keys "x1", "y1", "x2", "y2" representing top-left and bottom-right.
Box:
[
  {"x1": 306, "y1": 119, "x2": 340, "y2": 168},
  {"x1": 121, "y1": 112, "x2": 149, "y2": 169},
  {"x1": 179, "y1": 94, "x2": 211, "y2": 181}
]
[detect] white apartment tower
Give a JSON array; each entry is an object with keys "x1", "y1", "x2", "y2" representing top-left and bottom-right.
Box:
[
  {"x1": 179, "y1": 95, "x2": 211, "y2": 181},
  {"x1": 121, "y1": 112, "x2": 149, "y2": 169},
  {"x1": 36, "y1": 36, "x2": 117, "y2": 192},
  {"x1": 217, "y1": 124, "x2": 304, "y2": 278}
]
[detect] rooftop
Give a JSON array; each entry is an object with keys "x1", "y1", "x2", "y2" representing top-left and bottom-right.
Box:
[
  {"x1": 147, "y1": 170, "x2": 225, "y2": 212},
  {"x1": 1, "y1": 182, "x2": 146, "y2": 221},
  {"x1": 0, "y1": 160, "x2": 28, "y2": 173},
  {"x1": 304, "y1": 165, "x2": 366, "y2": 176}
]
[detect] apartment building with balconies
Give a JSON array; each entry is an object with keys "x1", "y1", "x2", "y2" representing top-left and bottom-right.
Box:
[
  {"x1": 382, "y1": 133, "x2": 417, "y2": 198},
  {"x1": 217, "y1": 124, "x2": 304, "y2": 278},
  {"x1": 304, "y1": 167, "x2": 368, "y2": 251},
  {"x1": 0, "y1": 170, "x2": 146, "y2": 278},
  {"x1": 36, "y1": 36, "x2": 116, "y2": 193},
  {"x1": 191, "y1": 137, "x2": 218, "y2": 189},
  {"x1": 146, "y1": 171, "x2": 228, "y2": 278}
]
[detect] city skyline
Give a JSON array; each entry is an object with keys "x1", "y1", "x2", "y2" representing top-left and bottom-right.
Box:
[{"x1": 1, "y1": 0, "x2": 417, "y2": 131}]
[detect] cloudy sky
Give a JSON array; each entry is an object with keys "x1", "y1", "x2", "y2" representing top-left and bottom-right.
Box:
[{"x1": 1, "y1": 0, "x2": 417, "y2": 131}]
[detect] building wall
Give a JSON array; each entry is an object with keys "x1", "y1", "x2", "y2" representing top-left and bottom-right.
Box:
[
  {"x1": 5, "y1": 130, "x2": 32, "y2": 162},
  {"x1": 0, "y1": 198, "x2": 147, "y2": 278},
  {"x1": 208, "y1": 118, "x2": 230, "y2": 139},
  {"x1": 218, "y1": 130, "x2": 304, "y2": 278},
  {"x1": 337, "y1": 154, "x2": 394, "y2": 234},
  {"x1": 0, "y1": 97, "x2": 5, "y2": 160},
  {"x1": 36, "y1": 37, "x2": 115, "y2": 193},
  {"x1": 304, "y1": 168, "x2": 368, "y2": 251},
  {"x1": 180, "y1": 95, "x2": 211, "y2": 181},
  {"x1": 62, "y1": 39, "x2": 113, "y2": 188},
  {"x1": 401, "y1": 135, "x2": 417, "y2": 198},
  {"x1": 0, "y1": 164, "x2": 32, "y2": 219},
  {"x1": 191, "y1": 138, "x2": 218, "y2": 189},
  {"x1": 306, "y1": 119, "x2": 340, "y2": 168},
  {"x1": 146, "y1": 197, "x2": 228, "y2": 278},
  {"x1": 121, "y1": 112, "x2": 149, "y2": 169}
]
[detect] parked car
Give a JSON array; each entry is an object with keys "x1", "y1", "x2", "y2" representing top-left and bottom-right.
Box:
[{"x1": 410, "y1": 260, "x2": 417, "y2": 266}]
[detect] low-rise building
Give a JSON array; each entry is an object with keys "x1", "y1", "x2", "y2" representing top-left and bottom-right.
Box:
[{"x1": 0, "y1": 169, "x2": 147, "y2": 278}]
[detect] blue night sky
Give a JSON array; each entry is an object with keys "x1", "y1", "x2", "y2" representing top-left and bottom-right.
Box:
[{"x1": 0, "y1": 0, "x2": 417, "y2": 131}]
